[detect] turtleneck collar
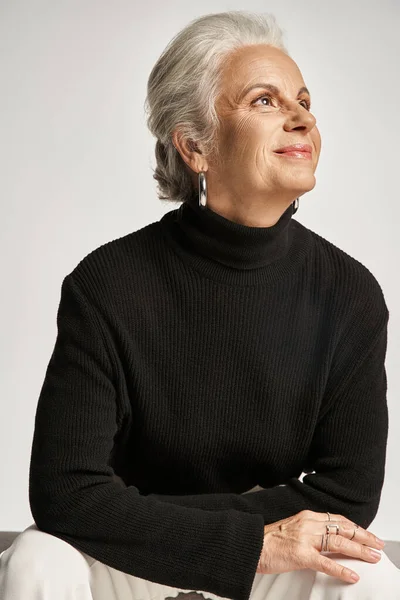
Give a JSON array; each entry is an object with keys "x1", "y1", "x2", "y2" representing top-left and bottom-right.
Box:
[{"x1": 159, "y1": 193, "x2": 312, "y2": 286}]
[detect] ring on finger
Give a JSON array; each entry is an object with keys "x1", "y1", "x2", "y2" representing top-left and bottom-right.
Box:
[
  {"x1": 350, "y1": 525, "x2": 359, "y2": 541},
  {"x1": 327, "y1": 524, "x2": 340, "y2": 535},
  {"x1": 321, "y1": 523, "x2": 339, "y2": 552}
]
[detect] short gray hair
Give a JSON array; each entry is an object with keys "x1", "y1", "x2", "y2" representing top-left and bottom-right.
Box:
[{"x1": 144, "y1": 11, "x2": 289, "y2": 204}]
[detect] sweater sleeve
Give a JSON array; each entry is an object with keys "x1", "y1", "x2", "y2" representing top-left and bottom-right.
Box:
[
  {"x1": 149, "y1": 295, "x2": 390, "y2": 531},
  {"x1": 29, "y1": 273, "x2": 265, "y2": 600}
]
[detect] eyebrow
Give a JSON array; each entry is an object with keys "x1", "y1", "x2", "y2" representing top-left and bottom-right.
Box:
[{"x1": 238, "y1": 83, "x2": 311, "y2": 102}]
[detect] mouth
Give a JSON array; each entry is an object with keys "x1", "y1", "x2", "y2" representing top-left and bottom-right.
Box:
[
  {"x1": 274, "y1": 150, "x2": 312, "y2": 160},
  {"x1": 273, "y1": 143, "x2": 312, "y2": 160}
]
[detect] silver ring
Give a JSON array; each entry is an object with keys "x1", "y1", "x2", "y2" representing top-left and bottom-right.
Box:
[
  {"x1": 321, "y1": 524, "x2": 339, "y2": 552},
  {"x1": 327, "y1": 524, "x2": 339, "y2": 534},
  {"x1": 321, "y1": 513, "x2": 332, "y2": 551},
  {"x1": 327, "y1": 524, "x2": 339, "y2": 536},
  {"x1": 350, "y1": 525, "x2": 359, "y2": 541}
]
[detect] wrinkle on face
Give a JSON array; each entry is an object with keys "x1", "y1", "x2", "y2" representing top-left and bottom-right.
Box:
[
  {"x1": 196, "y1": 43, "x2": 322, "y2": 225},
  {"x1": 215, "y1": 44, "x2": 320, "y2": 154},
  {"x1": 234, "y1": 112, "x2": 256, "y2": 163}
]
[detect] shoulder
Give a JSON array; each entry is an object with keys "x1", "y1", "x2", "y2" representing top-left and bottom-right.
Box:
[
  {"x1": 65, "y1": 219, "x2": 164, "y2": 304},
  {"x1": 295, "y1": 220, "x2": 389, "y2": 328}
]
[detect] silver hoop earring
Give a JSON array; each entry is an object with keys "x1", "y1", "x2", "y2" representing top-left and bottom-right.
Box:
[
  {"x1": 198, "y1": 171, "x2": 207, "y2": 208},
  {"x1": 292, "y1": 198, "x2": 299, "y2": 214}
]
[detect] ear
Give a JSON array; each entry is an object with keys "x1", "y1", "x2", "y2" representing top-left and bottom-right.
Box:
[{"x1": 172, "y1": 128, "x2": 208, "y2": 174}]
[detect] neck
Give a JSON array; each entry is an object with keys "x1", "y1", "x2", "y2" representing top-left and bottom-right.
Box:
[
  {"x1": 199, "y1": 196, "x2": 295, "y2": 228},
  {"x1": 159, "y1": 193, "x2": 312, "y2": 286}
]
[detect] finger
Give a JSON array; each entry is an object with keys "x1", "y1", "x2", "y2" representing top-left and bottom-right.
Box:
[
  {"x1": 335, "y1": 526, "x2": 383, "y2": 552},
  {"x1": 311, "y1": 551, "x2": 360, "y2": 583},
  {"x1": 315, "y1": 512, "x2": 357, "y2": 526},
  {"x1": 327, "y1": 534, "x2": 382, "y2": 564},
  {"x1": 314, "y1": 513, "x2": 385, "y2": 550},
  {"x1": 338, "y1": 522, "x2": 384, "y2": 550}
]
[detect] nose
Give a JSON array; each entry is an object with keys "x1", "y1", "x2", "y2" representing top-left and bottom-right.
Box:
[{"x1": 284, "y1": 102, "x2": 317, "y2": 134}]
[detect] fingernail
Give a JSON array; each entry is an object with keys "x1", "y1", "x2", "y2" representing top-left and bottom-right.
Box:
[
  {"x1": 376, "y1": 537, "x2": 385, "y2": 547},
  {"x1": 350, "y1": 572, "x2": 359, "y2": 581}
]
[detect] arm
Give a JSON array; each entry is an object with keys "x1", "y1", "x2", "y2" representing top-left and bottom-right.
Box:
[
  {"x1": 149, "y1": 294, "x2": 390, "y2": 530},
  {"x1": 29, "y1": 273, "x2": 264, "y2": 600}
]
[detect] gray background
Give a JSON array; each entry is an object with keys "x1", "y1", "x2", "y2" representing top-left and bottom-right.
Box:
[{"x1": 1, "y1": 0, "x2": 399, "y2": 540}]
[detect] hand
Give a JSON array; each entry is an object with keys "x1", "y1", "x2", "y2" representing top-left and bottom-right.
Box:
[{"x1": 256, "y1": 509, "x2": 385, "y2": 584}]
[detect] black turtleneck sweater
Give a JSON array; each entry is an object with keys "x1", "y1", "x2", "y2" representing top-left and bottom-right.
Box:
[{"x1": 29, "y1": 196, "x2": 389, "y2": 600}]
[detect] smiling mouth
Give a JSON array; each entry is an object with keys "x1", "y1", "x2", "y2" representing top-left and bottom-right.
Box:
[{"x1": 274, "y1": 150, "x2": 312, "y2": 160}]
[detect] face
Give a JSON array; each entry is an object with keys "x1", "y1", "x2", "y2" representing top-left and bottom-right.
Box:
[{"x1": 204, "y1": 44, "x2": 321, "y2": 215}]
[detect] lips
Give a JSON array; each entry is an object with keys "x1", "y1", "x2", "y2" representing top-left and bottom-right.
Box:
[{"x1": 274, "y1": 144, "x2": 312, "y2": 154}]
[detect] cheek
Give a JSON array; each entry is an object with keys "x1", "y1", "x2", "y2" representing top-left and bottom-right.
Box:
[
  {"x1": 225, "y1": 112, "x2": 260, "y2": 149},
  {"x1": 313, "y1": 128, "x2": 322, "y2": 156},
  {"x1": 220, "y1": 113, "x2": 276, "y2": 169}
]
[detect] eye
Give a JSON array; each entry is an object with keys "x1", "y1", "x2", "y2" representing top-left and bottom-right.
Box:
[
  {"x1": 252, "y1": 94, "x2": 275, "y2": 107},
  {"x1": 252, "y1": 94, "x2": 311, "y2": 111},
  {"x1": 299, "y1": 99, "x2": 311, "y2": 111}
]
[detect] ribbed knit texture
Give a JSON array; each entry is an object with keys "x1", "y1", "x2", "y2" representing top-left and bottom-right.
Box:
[{"x1": 29, "y1": 195, "x2": 389, "y2": 600}]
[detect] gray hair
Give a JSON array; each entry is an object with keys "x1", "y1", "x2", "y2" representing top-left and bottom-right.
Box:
[{"x1": 144, "y1": 11, "x2": 289, "y2": 204}]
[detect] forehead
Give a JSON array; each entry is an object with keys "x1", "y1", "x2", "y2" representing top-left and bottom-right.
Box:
[{"x1": 219, "y1": 44, "x2": 304, "y2": 91}]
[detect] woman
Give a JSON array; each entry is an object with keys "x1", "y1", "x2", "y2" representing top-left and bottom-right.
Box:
[{"x1": 0, "y1": 9, "x2": 398, "y2": 600}]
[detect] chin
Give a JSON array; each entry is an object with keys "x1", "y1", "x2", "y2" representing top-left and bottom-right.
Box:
[{"x1": 289, "y1": 173, "x2": 316, "y2": 195}]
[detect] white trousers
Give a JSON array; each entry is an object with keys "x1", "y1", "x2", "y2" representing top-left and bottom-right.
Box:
[{"x1": 0, "y1": 521, "x2": 399, "y2": 600}]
